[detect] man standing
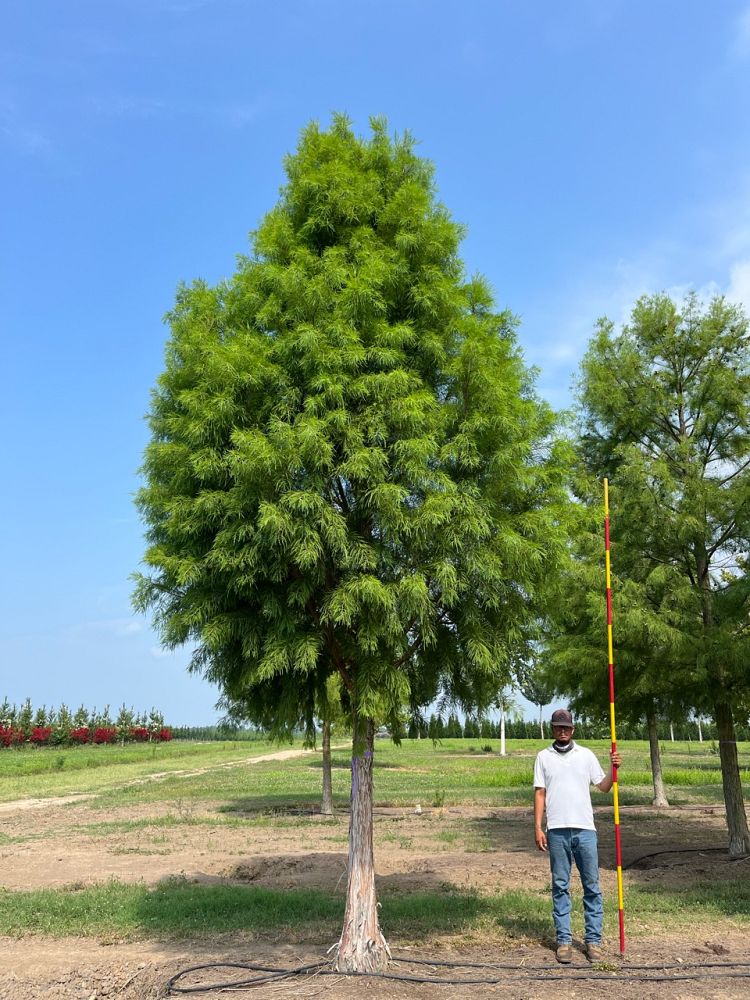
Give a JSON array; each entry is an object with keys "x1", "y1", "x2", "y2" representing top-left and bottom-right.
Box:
[{"x1": 533, "y1": 708, "x2": 622, "y2": 963}]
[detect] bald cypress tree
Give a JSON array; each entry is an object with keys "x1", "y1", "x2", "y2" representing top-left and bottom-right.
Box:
[
  {"x1": 575, "y1": 293, "x2": 750, "y2": 855},
  {"x1": 134, "y1": 116, "x2": 568, "y2": 969}
]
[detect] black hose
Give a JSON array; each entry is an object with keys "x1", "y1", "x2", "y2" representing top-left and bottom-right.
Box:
[
  {"x1": 622, "y1": 846, "x2": 747, "y2": 870},
  {"x1": 166, "y1": 953, "x2": 750, "y2": 993}
]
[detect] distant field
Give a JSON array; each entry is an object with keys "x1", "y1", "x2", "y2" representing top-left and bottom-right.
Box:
[
  {"x1": 0, "y1": 738, "x2": 284, "y2": 802},
  {"x1": 1, "y1": 733, "x2": 748, "y2": 1000},
  {"x1": 2, "y1": 736, "x2": 746, "y2": 809}
]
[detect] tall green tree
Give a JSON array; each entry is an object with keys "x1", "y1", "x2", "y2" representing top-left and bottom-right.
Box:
[
  {"x1": 576, "y1": 292, "x2": 750, "y2": 854},
  {"x1": 134, "y1": 116, "x2": 569, "y2": 969},
  {"x1": 543, "y1": 492, "x2": 694, "y2": 807}
]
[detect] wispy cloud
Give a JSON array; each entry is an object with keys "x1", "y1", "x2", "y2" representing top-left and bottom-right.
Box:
[
  {"x1": 87, "y1": 94, "x2": 267, "y2": 129},
  {"x1": 159, "y1": 0, "x2": 217, "y2": 13},
  {"x1": 88, "y1": 96, "x2": 167, "y2": 119},
  {"x1": 0, "y1": 99, "x2": 50, "y2": 155},
  {"x1": 522, "y1": 173, "x2": 750, "y2": 409},
  {"x1": 731, "y1": 3, "x2": 750, "y2": 59},
  {"x1": 727, "y1": 259, "x2": 750, "y2": 309},
  {"x1": 69, "y1": 618, "x2": 144, "y2": 638}
]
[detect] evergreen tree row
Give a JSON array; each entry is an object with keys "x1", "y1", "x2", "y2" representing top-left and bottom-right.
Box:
[
  {"x1": 405, "y1": 713, "x2": 742, "y2": 742},
  {"x1": 0, "y1": 698, "x2": 170, "y2": 747}
]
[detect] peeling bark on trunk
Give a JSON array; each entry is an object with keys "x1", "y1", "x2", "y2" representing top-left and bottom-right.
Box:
[
  {"x1": 321, "y1": 719, "x2": 333, "y2": 816},
  {"x1": 714, "y1": 699, "x2": 750, "y2": 857},
  {"x1": 335, "y1": 715, "x2": 389, "y2": 972},
  {"x1": 647, "y1": 711, "x2": 669, "y2": 807}
]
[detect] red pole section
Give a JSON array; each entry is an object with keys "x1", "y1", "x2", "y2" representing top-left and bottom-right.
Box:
[{"x1": 604, "y1": 478, "x2": 625, "y2": 954}]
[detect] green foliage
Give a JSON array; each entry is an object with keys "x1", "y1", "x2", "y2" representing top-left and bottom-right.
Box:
[
  {"x1": 549, "y1": 293, "x2": 750, "y2": 718},
  {"x1": 576, "y1": 293, "x2": 750, "y2": 703},
  {"x1": 563, "y1": 292, "x2": 750, "y2": 847},
  {"x1": 135, "y1": 116, "x2": 569, "y2": 735}
]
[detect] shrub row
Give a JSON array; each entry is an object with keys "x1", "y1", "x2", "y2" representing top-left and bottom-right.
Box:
[
  {"x1": 1, "y1": 723, "x2": 172, "y2": 748},
  {"x1": 0, "y1": 699, "x2": 173, "y2": 749}
]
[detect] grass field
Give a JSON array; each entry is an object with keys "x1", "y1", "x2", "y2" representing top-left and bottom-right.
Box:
[
  {"x1": 0, "y1": 737, "x2": 748, "y2": 947},
  {"x1": 16, "y1": 735, "x2": 740, "y2": 812},
  {"x1": 0, "y1": 737, "x2": 281, "y2": 802}
]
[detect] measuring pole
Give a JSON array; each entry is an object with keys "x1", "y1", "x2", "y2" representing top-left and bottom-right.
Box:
[{"x1": 604, "y1": 478, "x2": 625, "y2": 954}]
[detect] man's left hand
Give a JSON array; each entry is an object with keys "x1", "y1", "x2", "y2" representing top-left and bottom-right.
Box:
[{"x1": 610, "y1": 750, "x2": 622, "y2": 769}]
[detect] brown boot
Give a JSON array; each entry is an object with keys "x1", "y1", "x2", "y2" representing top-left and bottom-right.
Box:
[
  {"x1": 586, "y1": 942, "x2": 605, "y2": 962},
  {"x1": 556, "y1": 943, "x2": 574, "y2": 964}
]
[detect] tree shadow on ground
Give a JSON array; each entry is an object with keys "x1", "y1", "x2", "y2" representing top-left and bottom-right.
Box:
[
  {"x1": 216, "y1": 793, "x2": 349, "y2": 816},
  {"x1": 133, "y1": 868, "x2": 550, "y2": 941}
]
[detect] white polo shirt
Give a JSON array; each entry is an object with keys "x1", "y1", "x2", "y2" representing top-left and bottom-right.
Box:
[{"x1": 533, "y1": 743, "x2": 606, "y2": 831}]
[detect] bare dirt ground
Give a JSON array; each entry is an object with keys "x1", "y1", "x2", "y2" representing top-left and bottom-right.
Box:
[{"x1": 1, "y1": 758, "x2": 748, "y2": 999}]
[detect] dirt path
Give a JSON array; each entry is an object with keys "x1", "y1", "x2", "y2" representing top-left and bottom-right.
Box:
[{"x1": 0, "y1": 745, "x2": 324, "y2": 815}]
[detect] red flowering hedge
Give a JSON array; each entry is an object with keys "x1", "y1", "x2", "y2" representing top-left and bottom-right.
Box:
[
  {"x1": 0, "y1": 726, "x2": 24, "y2": 748},
  {"x1": 93, "y1": 726, "x2": 118, "y2": 744},
  {"x1": 30, "y1": 726, "x2": 53, "y2": 746},
  {"x1": 0, "y1": 716, "x2": 172, "y2": 748}
]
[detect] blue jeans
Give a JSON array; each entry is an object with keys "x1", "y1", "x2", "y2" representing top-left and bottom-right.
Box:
[{"x1": 547, "y1": 828, "x2": 603, "y2": 944}]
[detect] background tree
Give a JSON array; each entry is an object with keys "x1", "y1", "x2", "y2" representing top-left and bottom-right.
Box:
[
  {"x1": 515, "y1": 657, "x2": 555, "y2": 738},
  {"x1": 495, "y1": 687, "x2": 522, "y2": 756},
  {"x1": 134, "y1": 116, "x2": 569, "y2": 969},
  {"x1": 542, "y1": 492, "x2": 696, "y2": 806},
  {"x1": 576, "y1": 292, "x2": 750, "y2": 854}
]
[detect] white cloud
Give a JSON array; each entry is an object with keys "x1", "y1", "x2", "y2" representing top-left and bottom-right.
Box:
[
  {"x1": 726, "y1": 260, "x2": 750, "y2": 309},
  {"x1": 732, "y1": 4, "x2": 750, "y2": 59},
  {"x1": 87, "y1": 94, "x2": 266, "y2": 129},
  {"x1": 69, "y1": 618, "x2": 144, "y2": 638},
  {"x1": 88, "y1": 96, "x2": 167, "y2": 118},
  {"x1": 0, "y1": 100, "x2": 50, "y2": 155}
]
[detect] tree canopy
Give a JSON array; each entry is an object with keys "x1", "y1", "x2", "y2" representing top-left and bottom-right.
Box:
[
  {"x1": 572, "y1": 292, "x2": 750, "y2": 853},
  {"x1": 134, "y1": 115, "x2": 571, "y2": 966}
]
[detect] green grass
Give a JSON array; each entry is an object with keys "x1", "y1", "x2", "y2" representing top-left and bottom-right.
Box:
[
  {"x1": 3, "y1": 736, "x2": 744, "y2": 811},
  {"x1": 628, "y1": 881, "x2": 750, "y2": 920},
  {"x1": 1, "y1": 737, "x2": 746, "y2": 813},
  {"x1": 0, "y1": 880, "x2": 551, "y2": 940},
  {"x1": 0, "y1": 739, "x2": 286, "y2": 802},
  {"x1": 3, "y1": 877, "x2": 746, "y2": 942},
  {"x1": 1, "y1": 737, "x2": 748, "y2": 945}
]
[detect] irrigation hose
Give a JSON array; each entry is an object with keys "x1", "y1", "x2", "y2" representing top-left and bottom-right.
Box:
[
  {"x1": 167, "y1": 954, "x2": 750, "y2": 994},
  {"x1": 167, "y1": 848, "x2": 750, "y2": 993},
  {"x1": 622, "y1": 846, "x2": 748, "y2": 870}
]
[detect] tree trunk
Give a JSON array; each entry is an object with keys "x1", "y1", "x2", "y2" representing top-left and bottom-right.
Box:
[
  {"x1": 669, "y1": 722, "x2": 675, "y2": 742},
  {"x1": 336, "y1": 715, "x2": 389, "y2": 972},
  {"x1": 647, "y1": 711, "x2": 669, "y2": 807},
  {"x1": 321, "y1": 719, "x2": 333, "y2": 816},
  {"x1": 695, "y1": 551, "x2": 750, "y2": 856},
  {"x1": 538, "y1": 705, "x2": 544, "y2": 740},
  {"x1": 714, "y1": 699, "x2": 750, "y2": 857},
  {"x1": 500, "y1": 706, "x2": 507, "y2": 757},
  {"x1": 697, "y1": 716, "x2": 703, "y2": 743}
]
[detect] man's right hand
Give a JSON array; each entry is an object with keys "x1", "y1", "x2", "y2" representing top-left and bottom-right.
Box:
[{"x1": 535, "y1": 828, "x2": 547, "y2": 852}]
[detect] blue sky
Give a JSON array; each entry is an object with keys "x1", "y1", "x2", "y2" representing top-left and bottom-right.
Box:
[{"x1": 3, "y1": 1, "x2": 750, "y2": 725}]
